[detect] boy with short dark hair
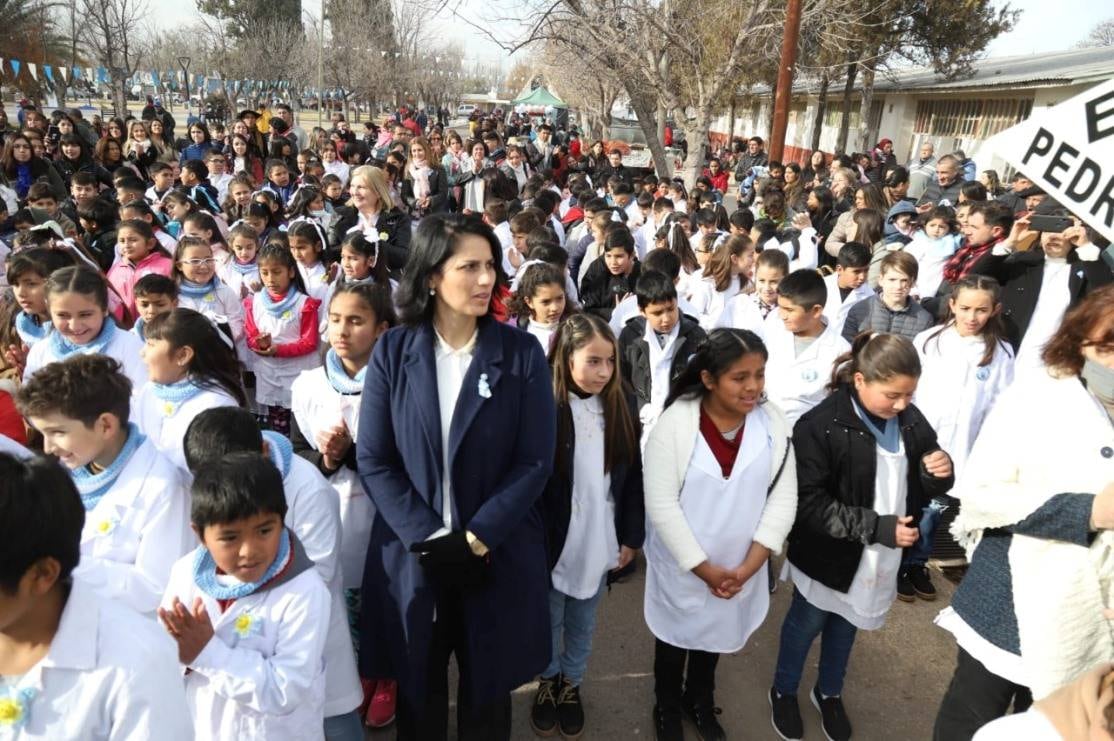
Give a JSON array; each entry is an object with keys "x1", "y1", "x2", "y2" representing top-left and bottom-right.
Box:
[
  {"x1": 146, "y1": 161, "x2": 176, "y2": 203},
  {"x1": 159, "y1": 452, "x2": 330, "y2": 739},
  {"x1": 180, "y1": 160, "x2": 220, "y2": 213},
  {"x1": 842, "y1": 251, "x2": 934, "y2": 342},
  {"x1": 16, "y1": 355, "x2": 192, "y2": 617},
  {"x1": 619, "y1": 270, "x2": 706, "y2": 443},
  {"x1": 580, "y1": 227, "x2": 641, "y2": 321},
  {"x1": 823, "y1": 241, "x2": 874, "y2": 334},
  {"x1": 182, "y1": 407, "x2": 363, "y2": 735},
  {"x1": 262, "y1": 159, "x2": 294, "y2": 206},
  {"x1": 133, "y1": 273, "x2": 179, "y2": 340},
  {"x1": 0, "y1": 453, "x2": 191, "y2": 738},
  {"x1": 764, "y1": 268, "x2": 851, "y2": 424},
  {"x1": 76, "y1": 198, "x2": 119, "y2": 272}
]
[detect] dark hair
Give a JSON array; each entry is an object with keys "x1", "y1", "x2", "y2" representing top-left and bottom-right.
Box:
[
  {"x1": 77, "y1": 198, "x2": 119, "y2": 231},
  {"x1": 285, "y1": 185, "x2": 322, "y2": 221},
  {"x1": 755, "y1": 247, "x2": 790, "y2": 275},
  {"x1": 507, "y1": 262, "x2": 567, "y2": 320},
  {"x1": 0, "y1": 454, "x2": 85, "y2": 594},
  {"x1": 635, "y1": 270, "x2": 678, "y2": 308},
  {"x1": 923, "y1": 274, "x2": 1007, "y2": 367},
  {"x1": 71, "y1": 170, "x2": 97, "y2": 189},
  {"x1": 338, "y1": 231, "x2": 389, "y2": 286},
  {"x1": 182, "y1": 212, "x2": 228, "y2": 248},
  {"x1": 145, "y1": 309, "x2": 247, "y2": 406},
  {"x1": 26, "y1": 181, "x2": 57, "y2": 203},
  {"x1": 396, "y1": 214, "x2": 506, "y2": 326},
  {"x1": 328, "y1": 281, "x2": 398, "y2": 329},
  {"x1": 256, "y1": 242, "x2": 309, "y2": 295},
  {"x1": 664, "y1": 329, "x2": 766, "y2": 407},
  {"x1": 656, "y1": 214, "x2": 698, "y2": 273},
  {"x1": 922, "y1": 206, "x2": 958, "y2": 233},
  {"x1": 16, "y1": 354, "x2": 131, "y2": 426},
  {"x1": 777, "y1": 269, "x2": 827, "y2": 311},
  {"x1": 115, "y1": 175, "x2": 147, "y2": 195},
  {"x1": 533, "y1": 189, "x2": 560, "y2": 216},
  {"x1": 967, "y1": 200, "x2": 1014, "y2": 235},
  {"x1": 527, "y1": 242, "x2": 569, "y2": 267},
  {"x1": 828, "y1": 332, "x2": 921, "y2": 391},
  {"x1": 642, "y1": 246, "x2": 682, "y2": 281},
  {"x1": 286, "y1": 219, "x2": 327, "y2": 255},
  {"x1": 852, "y1": 208, "x2": 884, "y2": 246},
  {"x1": 134, "y1": 273, "x2": 179, "y2": 299},
  {"x1": 809, "y1": 185, "x2": 835, "y2": 216},
  {"x1": 189, "y1": 452, "x2": 288, "y2": 532},
  {"x1": 836, "y1": 241, "x2": 872, "y2": 269},
  {"x1": 180, "y1": 159, "x2": 208, "y2": 182},
  {"x1": 549, "y1": 314, "x2": 637, "y2": 473},
  {"x1": 1042, "y1": 283, "x2": 1114, "y2": 377},
  {"x1": 183, "y1": 406, "x2": 263, "y2": 473},
  {"x1": 46, "y1": 265, "x2": 109, "y2": 311},
  {"x1": 603, "y1": 224, "x2": 635, "y2": 256},
  {"x1": 960, "y1": 181, "x2": 988, "y2": 202},
  {"x1": 729, "y1": 209, "x2": 755, "y2": 232},
  {"x1": 6, "y1": 247, "x2": 75, "y2": 285}
]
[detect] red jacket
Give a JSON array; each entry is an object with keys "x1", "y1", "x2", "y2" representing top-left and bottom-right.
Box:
[{"x1": 703, "y1": 168, "x2": 728, "y2": 193}]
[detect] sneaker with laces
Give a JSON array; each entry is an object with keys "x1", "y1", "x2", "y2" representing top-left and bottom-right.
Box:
[
  {"x1": 556, "y1": 677, "x2": 585, "y2": 739},
  {"x1": 530, "y1": 675, "x2": 560, "y2": 737},
  {"x1": 653, "y1": 704, "x2": 684, "y2": 741},
  {"x1": 366, "y1": 679, "x2": 397, "y2": 728},
  {"x1": 896, "y1": 568, "x2": 916, "y2": 602},
  {"x1": 769, "y1": 687, "x2": 803, "y2": 740},
  {"x1": 811, "y1": 686, "x2": 852, "y2": 741},
  {"x1": 908, "y1": 564, "x2": 937, "y2": 600},
  {"x1": 681, "y1": 695, "x2": 725, "y2": 741}
]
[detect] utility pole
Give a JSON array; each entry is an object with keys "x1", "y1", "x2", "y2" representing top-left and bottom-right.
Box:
[
  {"x1": 317, "y1": 0, "x2": 325, "y2": 130},
  {"x1": 178, "y1": 56, "x2": 191, "y2": 124},
  {"x1": 768, "y1": 0, "x2": 802, "y2": 162}
]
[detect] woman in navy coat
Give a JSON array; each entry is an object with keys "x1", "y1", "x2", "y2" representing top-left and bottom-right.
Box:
[{"x1": 357, "y1": 213, "x2": 557, "y2": 740}]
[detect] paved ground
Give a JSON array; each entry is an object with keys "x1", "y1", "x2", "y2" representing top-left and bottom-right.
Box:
[{"x1": 367, "y1": 557, "x2": 958, "y2": 741}]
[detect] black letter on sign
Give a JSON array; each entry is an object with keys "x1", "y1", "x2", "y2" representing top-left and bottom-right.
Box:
[
  {"x1": 1085, "y1": 89, "x2": 1114, "y2": 145},
  {"x1": 1022, "y1": 128, "x2": 1055, "y2": 166},
  {"x1": 1091, "y1": 175, "x2": 1114, "y2": 231},
  {"x1": 1065, "y1": 158, "x2": 1102, "y2": 204},
  {"x1": 1044, "y1": 142, "x2": 1079, "y2": 190}
]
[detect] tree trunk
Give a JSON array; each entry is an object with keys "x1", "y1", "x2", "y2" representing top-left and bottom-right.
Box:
[
  {"x1": 679, "y1": 114, "x2": 710, "y2": 188},
  {"x1": 810, "y1": 71, "x2": 829, "y2": 152},
  {"x1": 857, "y1": 59, "x2": 877, "y2": 154},
  {"x1": 656, "y1": 103, "x2": 666, "y2": 147},
  {"x1": 111, "y1": 73, "x2": 127, "y2": 118},
  {"x1": 836, "y1": 57, "x2": 858, "y2": 154},
  {"x1": 623, "y1": 82, "x2": 670, "y2": 177},
  {"x1": 600, "y1": 111, "x2": 612, "y2": 141},
  {"x1": 728, "y1": 96, "x2": 737, "y2": 145}
]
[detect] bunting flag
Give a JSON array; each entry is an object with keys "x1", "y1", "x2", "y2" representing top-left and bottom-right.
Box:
[
  {"x1": 28, "y1": 63, "x2": 37, "y2": 80},
  {"x1": 59, "y1": 66, "x2": 68, "y2": 82},
  {"x1": 43, "y1": 64, "x2": 54, "y2": 83},
  {"x1": 73, "y1": 66, "x2": 81, "y2": 80},
  {"x1": 85, "y1": 67, "x2": 94, "y2": 81},
  {"x1": 8, "y1": 60, "x2": 17, "y2": 78},
  {"x1": 96, "y1": 67, "x2": 107, "y2": 83}
]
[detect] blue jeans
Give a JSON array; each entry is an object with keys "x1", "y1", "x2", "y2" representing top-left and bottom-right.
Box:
[
  {"x1": 773, "y1": 587, "x2": 858, "y2": 698},
  {"x1": 543, "y1": 578, "x2": 606, "y2": 686},
  {"x1": 323, "y1": 711, "x2": 364, "y2": 741},
  {"x1": 903, "y1": 497, "x2": 950, "y2": 567}
]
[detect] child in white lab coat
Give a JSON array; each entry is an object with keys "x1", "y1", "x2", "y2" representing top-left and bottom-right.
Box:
[
  {"x1": 159, "y1": 452, "x2": 331, "y2": 741},
  {"x1": 688, "y1": 234, "x2": 754, "y2": 330},
  {"x1": 822, "y1": 242, "x2": 873, "y2": 336},
  {"x1": 0, "y1": 453, "x2": 191, "y2": 739},
  {"x1": 172, "y1": 236, "x2": 245, "y2": 349},
  {"x1": 182, "y1": 407, "x2": 363, "y2": 739},
  {"x1": 763, "y1": 269, "x2": 851, "y2": 426},
  {"x1": 17, "y1": 355, "x2": 193, "y2": 619},
  {"x1": 644, "y1": 328, "x2": 797, "y2": 741},
  {"x1": 714, "y1": 248, "x2": 789, "y2": 334}
]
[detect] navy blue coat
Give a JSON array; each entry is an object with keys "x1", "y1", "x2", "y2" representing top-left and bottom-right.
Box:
[{"x1": 356, "y1": 316, "x2": 557, "y2": 705}]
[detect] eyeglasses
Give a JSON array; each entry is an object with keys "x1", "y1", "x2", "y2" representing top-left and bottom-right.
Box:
[{"x1": 179, "y1": 258, "x2": 216, "y2": 267}]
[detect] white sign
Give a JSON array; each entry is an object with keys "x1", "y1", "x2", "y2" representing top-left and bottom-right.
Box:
[{"x1": 985, "y1": 78, "x2": 1114, "y2": 243}]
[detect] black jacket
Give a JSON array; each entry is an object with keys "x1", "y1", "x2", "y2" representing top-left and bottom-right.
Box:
[
  {"x1": 399, "y1": 165, "x2": 450, "y2": 216},
  {"x1": 787, "y1": 384, "x2": 954, "y2": 593},
  {"x1": 579, "y1": 257, "x2": 641, "y2": 321},
  {"x1": 915, "y1": 178, "x2": 964, "y2": 208},
  {"x1": 595, "y1": 163, "x2": 634, "y2": 188},
  {"x1": 973, "y1": 249, "x2": 1113, "y2": 348},
  {"x1": 618, "y1": 315, "x2": 706, "y2": 412},
  {"x1": 542, "y1": 392, "x2": 644, "y2": 570},
  {"x1": 327, "y1": 206, "x2": 412, "y2": 276}
]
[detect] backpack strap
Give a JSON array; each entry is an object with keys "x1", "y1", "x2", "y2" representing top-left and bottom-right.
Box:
[{"x1": 767, "y1": 437, "x2": 792, "y2": 497}]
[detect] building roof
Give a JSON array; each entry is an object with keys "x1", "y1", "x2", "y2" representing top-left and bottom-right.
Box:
[
  {"x1": 872, "y1": 46, "x2": 1114, "y2": 93},
  {"x1": 512, "y1": 86, "x2": 567, "y2": 108}
]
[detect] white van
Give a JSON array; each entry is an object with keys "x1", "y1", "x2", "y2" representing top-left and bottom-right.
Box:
[{"x1": 456, "y1": 104, "x2": 477, "y2": 117}]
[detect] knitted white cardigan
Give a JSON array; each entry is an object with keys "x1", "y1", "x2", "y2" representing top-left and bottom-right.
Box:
[
  {"x1": 951, "y1": 370, "x2": 1114, "y2": 699},
  {"x1": 644, "y1": 396, "x2": 798, "y2": 571}
]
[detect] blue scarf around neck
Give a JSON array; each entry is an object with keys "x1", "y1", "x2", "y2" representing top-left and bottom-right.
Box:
[
  {"x1": 150, "y1": 377, "x2": 206, "y2": 417},
  {"x1": 192, "y1": 527, "x2": 291, "y2": 601},
  {"x1": 259, "y1": 289, "x2": 301, "y2": 318},
  {"x1": 325, "y1": 348, "x2": 365, "y2": 394},
  {"x1": 228, "y1": 258, "x2": 258, "y2": 276},
  {"x1": 48, "y1": 317, "x2": 117, "y2": 359},
  {"x1": 14, "y1": 311, "x2": 50, "y2": 345},
  {"x1": 70, "y1": 423, "x2": 146, "y2": 511},
  {"x1": 178, "y1": 277, "x2": 221, "y2": 301},
  {"x1": 850, "y1": 395, "x2": 901, "y2": 453},
  {"x1": 263, "y1": 430, "x2": 293, "y2": 479}
]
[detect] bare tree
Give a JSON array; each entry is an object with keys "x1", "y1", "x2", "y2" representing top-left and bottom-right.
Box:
[
  {"x1": 1077, "y1": 18, "x2": 1114, "y2": 48},
  {"x1": 79, "y1": 0, "x2": 148, "y2": 115}
]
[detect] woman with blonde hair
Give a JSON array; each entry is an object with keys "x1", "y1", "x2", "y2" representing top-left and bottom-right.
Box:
[{"x1": 327, "y1": 165, "x2": 412, "y2": 275}]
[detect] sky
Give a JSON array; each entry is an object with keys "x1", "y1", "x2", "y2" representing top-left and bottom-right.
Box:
[{"x1": 151, "y1": 0, "x2": 1110, "y2": 71}]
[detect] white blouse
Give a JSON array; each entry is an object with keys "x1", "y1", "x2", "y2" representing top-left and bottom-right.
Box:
[{"x1": 433, "y1": 328, "x2": 477, "y2": 534}]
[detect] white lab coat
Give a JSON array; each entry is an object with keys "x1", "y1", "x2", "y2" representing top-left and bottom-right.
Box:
[
  {"x1": 24, "y1": 326, "x2": 148, "y2": 389},
  {"x1": 249, "y1": 292, "x2": 322, "y2": 408},
  {"x1": 177, "y1": 280, "x2": 246, "y2": 349},
  {"x1": 821, "y1": 273, "x2": 873, "y2": 336},
  {"x1": 162, "y1": 556, "x2": 330, "y2": 741},
  {"x1": 689, "y1": 277, "x2": 742, "y2": 330},
  {"x1": 7, "y1": 582, "x2": 192, "y2": 740},
  {"x1": 913, "y1": 326, "x2": 1014, "y2": 479},
  {"x1": 133, "y1": 384, "x2": 240, "y2": 475},
  {"x1": 763, "y1": 319, "x2": 851, "y2": 426},
  {"x1": 713, "y1": 292, "x2": 780, "y2": 338},
  {"x1": 72, "y1": 436, "x2": 192, "y2": 618}
]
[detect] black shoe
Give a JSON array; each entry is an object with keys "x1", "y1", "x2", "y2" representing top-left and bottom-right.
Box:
[
  {"x1": 769, "y1": 687, "x2": 803, "y2": 740},
  {"x1": 908, "y1": 564, "x2": 937, "y2": 601},
  {"x1": 896, "y1": 568, "x2": 916, "y2": 603},
  {"x1": 811, "y1": 686, "x2": 852, "y2": 741},
  {"x1": 556, "y1": 678, "x2": 585, "y2": 739},
  {"x1": 653, "y1": 704, "x2": 684, "y2": 741},
  {"x1": 530, "y1": 675, "x2": 560, "y2": 737},
  {"x1": 681, "y1": 695, "x2": 725, "y2": 741}
]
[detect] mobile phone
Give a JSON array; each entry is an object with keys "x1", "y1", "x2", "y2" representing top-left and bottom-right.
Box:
[{"x1": 1028, "y1": 214, "x2": 1073, "y2": 234}]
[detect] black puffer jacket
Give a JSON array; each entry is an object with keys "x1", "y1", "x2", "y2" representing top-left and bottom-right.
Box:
[
  {"x1": 327, "y1": 206, "x2": 412, "y2": 276},
  {"x1": 787, "y1": 384, "x2": 954, "y2": 592},
  {"x1": 618, "y1": 315, "x2": 705, "y2": 413},
  {"x1": 542, "y1": 392, "x2": 644, "y2": 571}
]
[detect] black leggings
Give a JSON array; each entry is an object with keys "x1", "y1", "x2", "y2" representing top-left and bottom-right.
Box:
[
  {"x1": 653, "y1": 638, "x2": 720, "y2": 710},
  {"x1": 933, "y1": 646, "x2": 1033, "y2": 741}
]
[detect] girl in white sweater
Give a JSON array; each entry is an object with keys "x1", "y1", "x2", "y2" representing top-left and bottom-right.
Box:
[
  {"x1": 643, "y1": 328, "x2": 797, "y2": 741},
  {"x1": 172, "y1": 236, "x2": 245, "y2": 350}
]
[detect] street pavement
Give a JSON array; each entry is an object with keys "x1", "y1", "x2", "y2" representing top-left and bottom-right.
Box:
[{"x1": 367, "y1": 557, "x2": 958, "y2": 741}]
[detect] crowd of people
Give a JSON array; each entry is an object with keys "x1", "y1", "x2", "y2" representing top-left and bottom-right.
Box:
[{"x1": 0, "y1": 98, "x2": 1111, "y2": 741}]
